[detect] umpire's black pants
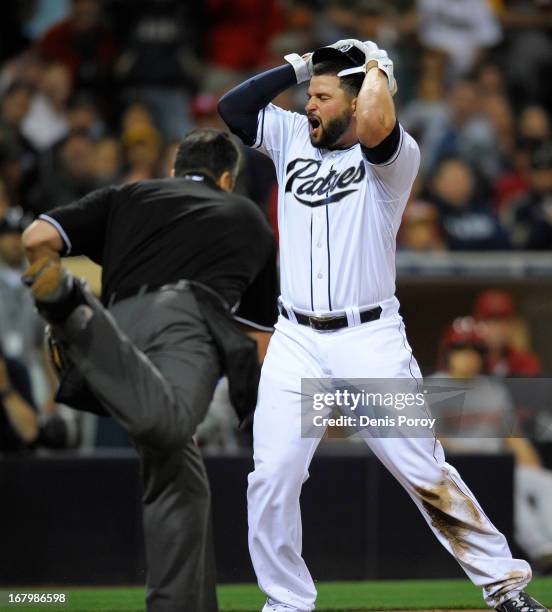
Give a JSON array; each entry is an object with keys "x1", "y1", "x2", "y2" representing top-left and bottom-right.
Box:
[{"x1": 57, "y1": 285, "x2": 221, "y2": 612}]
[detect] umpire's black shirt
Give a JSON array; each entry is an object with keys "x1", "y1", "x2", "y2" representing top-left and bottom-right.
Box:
[{"x1": 40, "y1": 175, "x2": 277, "y2": 327}]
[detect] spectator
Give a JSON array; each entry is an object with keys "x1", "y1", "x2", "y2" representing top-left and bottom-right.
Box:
[
  {"x1": 0, "y1": 346, "x2": 77, "y2": 453},
  {"x1": 66, "y1": 93, "x2": 104, "y2": 139},
  {"x1": 497, "y1": 0, "x2": 552, "y2": 110},
  {"x1": 398, "y1": 200, "x2": 446, "y2": 253},
  {"x1": 0, "y1": 180, "x2": 10, "y2": 217},
  {"x1": 92, "y1": 137, "x2": 122, "y2": 186},
  {"x1": 112, "y1": 0, "x2": 204, "y2": 140},
  {"x1": 22, "y1": 62, "x2": 72, "y2": 150},
  {"x1": 120, "y1": 100, "x2": 157, "y2": 133},
  {"x1": 319, "y1": 0, "x2": 358, "y2": 44},
  {"x1": 434, "y1": 317, "x2": 552, "y2": 573},
  {"x1": 0, "y1": 81, "x2": 33, "y2": 144},
  {"x1": 494, "y1": 145, "x2": 532, "y2": 215},
  {"x1": 518, "y1": 105, "x2": 551, "y2": 144},
  {"x1": 353, "y1": 1, "x2": 400, "y2": 49},
  {"x1": 0, "y1": 207, "x2": 56, "y2": 407},
  {"x1": 401, "y1": 51, "x2": 449, "y2": 175},
  {"x1": 190, "y1": 93, "x2": 226, "y2": 130},
  {"x1": 121, "y1": 123, "x2": 162, "y2": 183},
  {"x1": 430, "y1": 79, "x2": 501, "y2": 180},
  {"x1": 424, "y1": 157, "x2": 510, "y2": 250},
  {"x1": 475, "y1": 62, "x2": 507, "y2": 99},
  {"x1": 473, "y1": 289, "x2": 541, "y2": 377},
  {"x1": 508, "y1": 141, "x2": 552, "y2": 250},
  {"x1": 36, "y1": 0, "x2": 116, "y2": 97},
  {"x1": 0, "y1": 81, "x2": 40, "y2": 210},
  {"x1": 195, "y1": 378, "x2": 242, "y2": 452},
  {"x1": 0, "y1": 350, "x2": 38, "y2": 453},
  {"x1": 351, "y1": 1, "x2": 414, "y2": 103},
  {"x1": 416, "y1": 0, "x2": 502, "y2": 81},
  {"x1": 269, "y1": 0, "x2": 319, "y2": 64},
  {"x1": 493, "y1": 107, "x2": 550, "y2": 213},
  {"x1": 480, "y1": 94, "x2": 516, "y2": 171},
  {"x1": 203, "y1": 0, "x2": 284, "y2": 91},
  {"x1": 0, "y1": 50, "x2": 44, "y2": 95},
  {"x1": 0, "y1": 144, "x2": 24, "y2": 212},
  {"x1": 38, "y1": 132, "x2": 98, "y2": 212}
]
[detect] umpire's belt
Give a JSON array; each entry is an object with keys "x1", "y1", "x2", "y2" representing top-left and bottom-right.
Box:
[
  {"x1": 279, "y1": 302, "x2": 382, "y2": 331},
  {"x1": 107, "y1": 279, "x2": 229, "y2": 309}
]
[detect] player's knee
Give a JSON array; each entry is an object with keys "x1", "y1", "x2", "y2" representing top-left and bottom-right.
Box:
[{"x1": 404, "y1": 460, "x2": 447, "y2": 491}]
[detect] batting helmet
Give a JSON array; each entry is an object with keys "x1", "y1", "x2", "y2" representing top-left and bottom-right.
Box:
[{"x1": 311, "y1": 41, "x2": 366, "y2": 69}]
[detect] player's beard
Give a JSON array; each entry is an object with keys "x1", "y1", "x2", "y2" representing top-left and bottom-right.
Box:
[{"x1": 310, "y1": 109, "x2": 352, "y2": 149}]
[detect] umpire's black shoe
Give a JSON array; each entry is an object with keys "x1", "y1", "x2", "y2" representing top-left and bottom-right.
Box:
[
  {"x1": 21, "y1": 256, "x2": 85, "y2": 323},
  {"x1": 495, "y1": 591, "x2": 548, "y2": 612}
]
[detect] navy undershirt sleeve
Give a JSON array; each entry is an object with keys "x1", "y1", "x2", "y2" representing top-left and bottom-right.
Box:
[
  {"x1": 360, "y1": 120, "x2": 400, "y2": 164},
  {"x1": 218, "y1": 64, "x2": 297, "y2": 146}
]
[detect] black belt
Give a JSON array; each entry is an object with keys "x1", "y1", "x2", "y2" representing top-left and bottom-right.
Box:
[
  {"x1": 280, "y1": 305, "x2": 382, "y2": 331},
  {"x1": 107, "y1": 279, "x2": 229, "y2": 310}
]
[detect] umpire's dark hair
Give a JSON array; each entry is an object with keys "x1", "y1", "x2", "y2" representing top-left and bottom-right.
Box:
[
  {"x1": 313, "y1": 60, "x2": 365, "y2": 99},
  {"x1": 173, "y1": 128, "x2": 240, "y2": 181}
]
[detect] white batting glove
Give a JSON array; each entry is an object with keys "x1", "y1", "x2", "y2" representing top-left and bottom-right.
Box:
[
  {"x1": 325, "y1": 38, "x2": 370, "y2": 59},
  {"x1": 338, "y1": 42, "x2": 398, "y2": 97},
  {"x1": 284, "y1": 52, "x2": 313, "y2": 84}
]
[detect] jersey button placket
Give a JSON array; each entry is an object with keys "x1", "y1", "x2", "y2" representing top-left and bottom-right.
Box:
[{"x1": 311, "y1": 208, "x2": 327, "y2": 311}]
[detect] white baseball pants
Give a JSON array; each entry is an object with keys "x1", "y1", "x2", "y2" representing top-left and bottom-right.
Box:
[{"x1": 248, "y1": 304, "x2": 531, "y2": 612}]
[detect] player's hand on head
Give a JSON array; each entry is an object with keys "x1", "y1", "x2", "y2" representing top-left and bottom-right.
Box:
[
  {"x1": 326, "y1": 39, "x2": 379, "y2": 67},
  {"x1": 362, "y1": 40, "x2": 379, "y2": 53},
  {"x1": 284, "y1": 51, "x2": 314, "y2": 83},
  {"x1": 326, "y1": 38, "x2": 370, "y2": 56},
  {"x1": 338, "y1": 46, "x2": 398, "y2": 97}
]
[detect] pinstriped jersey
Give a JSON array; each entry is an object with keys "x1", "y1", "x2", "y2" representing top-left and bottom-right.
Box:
[{"x1": 254, "y1": 104, "x2": 420, "y2": 313}]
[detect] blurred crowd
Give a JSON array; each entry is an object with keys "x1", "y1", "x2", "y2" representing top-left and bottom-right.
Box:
[
  {"x1": 1, "y1": 1, "x2": 552, "y2": 454},
  {"x1": 0, "y1": 0, "x2": 551, "y2": 248},
  {"x1": 434, "y1": 293, "x2": 552, "y2": 572}
]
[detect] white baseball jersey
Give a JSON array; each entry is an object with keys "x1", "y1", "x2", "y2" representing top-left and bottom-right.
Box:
[
  {"x1": 246, "y1": 106, "x2": 531, "y2": 612},
  {"x1": 254, "y1": 103, "x2": 420, "y2": 313}
]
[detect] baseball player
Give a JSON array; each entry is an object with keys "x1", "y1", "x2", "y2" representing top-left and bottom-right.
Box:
[{"x1": 218, "y1": 40, "x2": 546, "y2": 612}]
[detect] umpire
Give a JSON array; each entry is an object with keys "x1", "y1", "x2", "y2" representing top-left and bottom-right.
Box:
[{"x1": 21, "y1": 128, "x2": 277, "y2": 612}]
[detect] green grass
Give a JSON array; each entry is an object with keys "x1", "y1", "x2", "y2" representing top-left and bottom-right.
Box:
[{"x1": 1, "y1": 578, "x2": 551, "y2": 612}]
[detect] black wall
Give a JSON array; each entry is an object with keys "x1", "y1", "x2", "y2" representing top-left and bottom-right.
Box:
[{"x1": 1, "y1": 450, "x2": 517, "y2": 585}]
